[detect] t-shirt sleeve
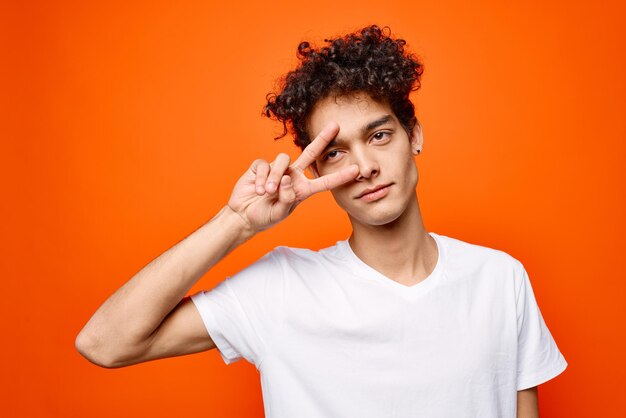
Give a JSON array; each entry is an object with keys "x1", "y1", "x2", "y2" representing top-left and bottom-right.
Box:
[
  {"x1": 190, "y1": 250, "x2": 284, "y2": 367},
  {"x1": 515, "y1": 265, "x2": 568, "y2": 390}
]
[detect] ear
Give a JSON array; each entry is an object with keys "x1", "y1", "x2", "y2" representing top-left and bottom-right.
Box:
[{"x1": 410, "y1": 119, "x2": 424, "y2": 156}]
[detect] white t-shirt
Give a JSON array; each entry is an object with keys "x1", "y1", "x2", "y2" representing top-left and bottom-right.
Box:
[{"x1": 191, "y1": 232, "x2": 567, "y2": 417}]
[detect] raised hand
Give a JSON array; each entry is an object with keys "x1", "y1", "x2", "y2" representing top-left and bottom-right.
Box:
[{"x1": 227, "y1": 122, "x2": 359, "y2": 232}]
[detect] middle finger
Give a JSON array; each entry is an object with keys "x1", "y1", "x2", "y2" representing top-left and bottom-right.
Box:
[
  {"x1": 266, "y1": 153, "x2": 291, "y2": 193},
  {"x1": 292, "y1": 121, "x2": 339, "y2": 171}
]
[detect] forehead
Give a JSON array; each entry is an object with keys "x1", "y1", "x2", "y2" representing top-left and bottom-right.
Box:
[{"x1": 306, "y1": 93, "x2": 395, "y2": 138}]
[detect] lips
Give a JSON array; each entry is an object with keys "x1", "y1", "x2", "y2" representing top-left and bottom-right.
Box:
[{"x1": 355, "y1": 183, "x2": 391, "y2": 200}]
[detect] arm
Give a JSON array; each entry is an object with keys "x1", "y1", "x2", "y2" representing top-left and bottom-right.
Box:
[
  {"x1": 517, "y1": 386, "x2": 539, "y2": 418},
  {"x1": 75, "y1": 206, "x2": 254, "y2": 368},
  {"x1": 75, "y1": 122, "x2": 358, "y2": 368}
]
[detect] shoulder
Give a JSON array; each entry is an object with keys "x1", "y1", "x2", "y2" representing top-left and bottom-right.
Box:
[
  {"x1": 228, "y1": 242, "x2": 344, "y2": 285},
  {"x1": 433, "y1": 232, "x2": 530, "y2": 301},
  {"x1": 216, "y1": 243, "x2": 344, "y2": 295},
  {"x1": 269, "y1": 241, "x2": 345, "y2": 268},
  {"x1": 433, "y1": 232, "x2": 525, "y2": 276}
]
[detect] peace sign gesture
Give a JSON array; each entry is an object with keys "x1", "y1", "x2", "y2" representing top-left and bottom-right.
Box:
[{"x1": 227, "y1": 122, "x2": 359, "y2": 233}]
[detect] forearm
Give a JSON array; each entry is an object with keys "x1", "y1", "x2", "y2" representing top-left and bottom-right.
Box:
[
  {"x1": 517, "y1": 387, "x2": 539, "y2": 418},
  {"x1": 76, "y1": 205, "x2": 254, "y2": 363},
  {"x1": 77, "y1": 125, "x2": 352, "y2": 366}
]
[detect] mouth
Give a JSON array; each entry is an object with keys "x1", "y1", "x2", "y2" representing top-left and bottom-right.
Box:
[{"x1": 355, "y1": 183, "x2": 393, "y2": 202}]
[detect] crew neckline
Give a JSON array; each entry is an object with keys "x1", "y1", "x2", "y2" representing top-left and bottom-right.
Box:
[{"x1": 337, "y1": 232, "x2": 445, "y2": 299}]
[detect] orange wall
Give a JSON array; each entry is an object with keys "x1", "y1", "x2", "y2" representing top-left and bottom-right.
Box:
[{"x1": 3, "y1": 0, "x2": 625, "y2": 416}]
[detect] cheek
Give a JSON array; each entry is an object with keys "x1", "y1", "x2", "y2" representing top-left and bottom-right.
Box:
[
  {"x1": 399, "y1": 157, "x2": 419, "y2": 188},
  {"x1": 412, "y1": 161, "x2": 419, "y2": 185}
]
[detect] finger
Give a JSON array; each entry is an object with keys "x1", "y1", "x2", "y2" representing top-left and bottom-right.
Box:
[
  {"x1": 266, "y1": 153, "x2": 291, "y2": 194},
  {"x1": 277, "y1": 175, "x2": 296, "y2": 207},
  {"x1": 292, "y1": 121, "x2": 339, "y2": 171},
  {"x1": 307, "y1": 164, "x2": 359, "y2": 195},
  {"x1": 251, "y1": 159, "x2": 270, "y2": 195},
  {"x1": 270, "y1": 175, "x2": 296, "y2": 223}
]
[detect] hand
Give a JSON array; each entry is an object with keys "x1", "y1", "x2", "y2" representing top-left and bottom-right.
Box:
[{"x1": 227, "y1": 122, "x2": 359, "y2": 232}]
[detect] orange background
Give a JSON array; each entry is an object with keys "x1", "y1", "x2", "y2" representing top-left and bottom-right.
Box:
[{"x1": 3, "y1": 0, "x2": 625, "y2": 416}]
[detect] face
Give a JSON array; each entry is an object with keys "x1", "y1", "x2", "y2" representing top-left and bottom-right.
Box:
[{"x1": 306, "y1": 92, "x2": 423, "y2": 227}]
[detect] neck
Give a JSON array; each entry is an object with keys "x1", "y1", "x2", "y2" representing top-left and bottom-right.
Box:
[{"x1": 348, "y1": 195, "x2": 438, "y2": 286}]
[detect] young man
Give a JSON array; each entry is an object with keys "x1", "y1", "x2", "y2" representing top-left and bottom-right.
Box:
[{"x1": 76, "y1": 25, "x2": 567, "y2": 417}]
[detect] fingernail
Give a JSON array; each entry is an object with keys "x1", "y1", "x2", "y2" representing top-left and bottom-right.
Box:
[{"x1": 267, "y1": 181, "x2": 276, "y2": 193}]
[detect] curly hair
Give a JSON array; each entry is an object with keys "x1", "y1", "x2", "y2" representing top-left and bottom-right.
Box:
[{"x1": 263, "y1": 24, "x2": 424, "y2": 150}]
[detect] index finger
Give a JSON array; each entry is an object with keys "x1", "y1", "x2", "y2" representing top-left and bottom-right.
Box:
[
  {"x1": 307, "y1": 164, "x2": 359, "y2": 195},
  {"x1": 291, "y1": 121, "x2": 339, "y2": 171}
]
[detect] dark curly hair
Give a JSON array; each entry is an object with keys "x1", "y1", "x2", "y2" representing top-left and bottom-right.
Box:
[{"x1": 263, "y1": 24, "x2": 424, "y2": 150}]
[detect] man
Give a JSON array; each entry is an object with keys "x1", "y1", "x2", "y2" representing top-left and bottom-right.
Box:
[{"x1": 76, "y1": 25, "x2": 567, "y2": 417}]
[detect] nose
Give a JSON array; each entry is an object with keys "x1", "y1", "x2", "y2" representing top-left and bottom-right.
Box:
[{"x1": 352, "y1": 148, "x2": 379, "y2": 181}]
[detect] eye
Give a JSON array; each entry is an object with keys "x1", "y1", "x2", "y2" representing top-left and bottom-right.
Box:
[
  {"x1": 372, "y1": 131, "x2": 391, "y2": 142},
  {"x1": 323, "y1": 149, "x2": 341, "y2": 161}
]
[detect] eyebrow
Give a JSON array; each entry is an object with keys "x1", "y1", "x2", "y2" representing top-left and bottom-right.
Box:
[
  {"x1": 324, "y1": 114, "x2": 394, "y2": 150},
  {"x1": 362, "y1": 114, "x2": 393, "y2": 134}
]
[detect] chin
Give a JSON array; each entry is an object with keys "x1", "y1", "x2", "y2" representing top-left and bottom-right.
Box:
[
  {"x1": 345, "y1": 203, "x2": 407, "y2": 228},
  {"x1": 334, "y1": 185, "x2": 416, "y2": 228}
]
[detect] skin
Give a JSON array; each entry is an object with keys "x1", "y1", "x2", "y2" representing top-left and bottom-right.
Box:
[
  {"x1": 307, "y1": 93, "x2": 540, "y2": 416},
  {"x1": 75, "y1": 91, "x2": 539, "y2": 416},
  {"x1": 518, "y1": 386, "x2": 539, "y2": 418},
  {"x1": 306, "y1": 92, "x2": 437, "y2": 286},
  {"x1": 75, "y1": 117, "x2": 359, "y2": 368}
]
